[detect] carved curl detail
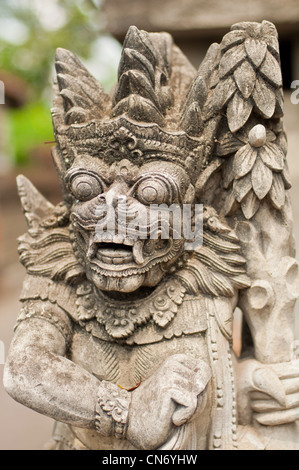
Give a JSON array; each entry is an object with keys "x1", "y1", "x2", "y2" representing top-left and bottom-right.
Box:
[{"x1": 103, "y1": 127, "x2": 144, "y2": 163}]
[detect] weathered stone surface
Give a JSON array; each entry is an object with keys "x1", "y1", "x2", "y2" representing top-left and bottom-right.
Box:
[{"x1": 3, "y1": 21, "x2": 299, "y2": 450}]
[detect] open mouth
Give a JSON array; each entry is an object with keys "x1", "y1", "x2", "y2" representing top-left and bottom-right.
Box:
[
  {"x1": 87, "y1": 237, "x2": 146, "y2": 266},
  {"x1": 82, "y1": 233, "x2": 176, "y2": 273},
  {"x1": 96, "y1": 242, "x2": 135, "y2": 265},
  {"x1": 73, "y1": 221, "x2": 182, "y2": 275}
]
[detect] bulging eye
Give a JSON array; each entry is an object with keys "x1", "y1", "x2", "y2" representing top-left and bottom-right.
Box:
[
  {"x1": 68, "y1": 172, "x2": 103, "y2": 201},
  {"x1": 135, "y1": 176, "x2": 176, "y2": 205}
]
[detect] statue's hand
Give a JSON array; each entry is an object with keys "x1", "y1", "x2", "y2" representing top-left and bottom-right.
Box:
[
  {"x1": 237, "y1": 359, "x2": 299, "y2": 426},
  {"x1": 126, "y1": 354, "x2": 211, "y2": 449}
]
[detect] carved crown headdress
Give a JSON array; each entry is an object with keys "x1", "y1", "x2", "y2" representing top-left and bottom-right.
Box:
[{"x1": 51, "y1": 26, "x2": 211, "y2": 182}]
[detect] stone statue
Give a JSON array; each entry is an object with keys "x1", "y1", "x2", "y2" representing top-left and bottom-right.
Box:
[{"x1": 4, "y1": 21, "x2": 299, "y2": 450}]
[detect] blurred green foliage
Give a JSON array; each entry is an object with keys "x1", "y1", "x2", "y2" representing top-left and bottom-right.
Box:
[
  {"x1": 7, "y1": 102, "x2": 54, "y2": 165},
  {"x1": 0, "y1": 0, "x2": 120, "y2": 166}
]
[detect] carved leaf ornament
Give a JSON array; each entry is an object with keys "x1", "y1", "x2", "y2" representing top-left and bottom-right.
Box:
[
  {"x1": 206, "y1": 21, "x2": 290, "y2": 219},
  {"x1": 214, "y1": 21, "x2": 282, "y2": 130},
  {"x1": 230, "y1": 124, "x2": 289, "y2": 218}
]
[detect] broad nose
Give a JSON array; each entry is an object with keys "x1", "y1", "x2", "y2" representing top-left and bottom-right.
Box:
[{"x1": 98, "y1": 181, "x2": 129, "y2": 208}]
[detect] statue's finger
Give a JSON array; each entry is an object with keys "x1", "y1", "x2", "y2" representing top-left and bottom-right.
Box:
[
  {"x1": 252, "y1": 398, "x2": 284, "y2": 413},
  {"x1": 286, "y1": 392, "x2": 299, "y2": 409},
  {"x1": 167, "y1": 358, "x2": 211, "y2": 396},
  {"x1": 270, "y1": 361, "x2": 299, "y2": 380},
  {"x1": 170, "y1": 388, "x2": 198, "y2": 426},
  {"x1": 251, "y1": 391, "x2": 274, "y2": 401},
  {"x1": 251, "y1": 392, "x2": 299, "y2": 413},
  {"x1": 254, "y1": 407, "x2": 299, "y2": 426},
  {"x1": 252, "y1": 367, "x2": 286, "y2": 407},
  {"x1": 283, "y1": 377, "x2": 299, "y2": 395}
]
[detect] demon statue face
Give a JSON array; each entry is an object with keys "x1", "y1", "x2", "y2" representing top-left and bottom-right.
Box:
[
  {"x1": 50, "y1": 27, "x2": 206, "y2": 293},
  {"x1": 66, "y1": 158, "x2": 194, "y2": 292}
]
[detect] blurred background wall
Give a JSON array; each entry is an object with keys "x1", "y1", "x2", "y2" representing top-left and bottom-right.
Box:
[{"x1": 0, "y1": 0, "x2": 299, "y2": 449}]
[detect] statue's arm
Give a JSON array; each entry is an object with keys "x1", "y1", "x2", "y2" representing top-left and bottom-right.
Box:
[
  {"x1": 4, "y1": 312, "x2": 100, "y2": 429},
  {"x1": 3, "y1": 301, "x2": 211, "y2": 448}
]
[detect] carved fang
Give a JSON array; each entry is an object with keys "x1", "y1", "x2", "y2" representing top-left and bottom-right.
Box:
[{"x1": 133, "y1": 239, "x2": 145, "y2": 265}]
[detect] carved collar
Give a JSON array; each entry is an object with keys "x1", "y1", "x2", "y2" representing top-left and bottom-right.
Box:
[{"x1": 75, "y1": 278, "x2": 186, "y2": 340}]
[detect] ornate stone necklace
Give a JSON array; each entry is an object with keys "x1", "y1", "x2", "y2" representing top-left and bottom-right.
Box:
[{"x1": 75, "y1": 278, "x2": 186, "y2": 340}]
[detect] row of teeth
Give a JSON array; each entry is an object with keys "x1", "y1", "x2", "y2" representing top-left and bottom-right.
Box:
[
  {"x1": 90, "y1": 245, "x2": 180, "y2": 278},
  {"x1": 94, "y1": 235, "x2": 137, "y2": 246},
  {"x1": 88, "y1": 236, "x2": 145, "y2": 265},
  {"x1": 95, "y1": 253, "x2": 134, "y2": 265}
]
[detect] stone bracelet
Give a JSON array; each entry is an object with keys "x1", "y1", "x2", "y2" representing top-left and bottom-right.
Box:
[{"x1": 95, "y1": 381, "x2": 131, "y2": 440}]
